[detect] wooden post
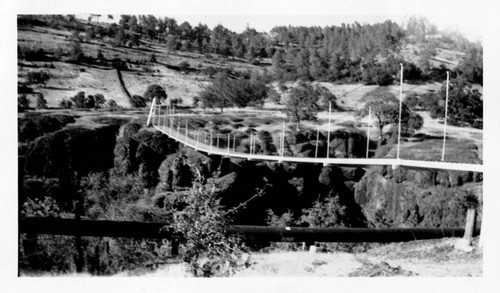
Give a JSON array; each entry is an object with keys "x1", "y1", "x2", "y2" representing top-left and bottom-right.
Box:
[
  {"x1": 396, "y1": 63, "x2": 403, "y2": 159},
  {"x1": 464, "y1": 208, "x2": 476, "y2": 242},
  {"x1": 177, "y1": 116, "x2": 180, "y2": 136},
  {"x1": 326, "y1": 102, "x2": 331, "y2": 158},
  {"x1": 164, "y1": 105, "x2": 167, "y2": 128},
  {"x1": 210, "y1": 131, "x2": 213, "y2": 150},
  {"x1": 227, "y1": 134, "x2": 230, "y2": 154},
  {"x1": 454, "y1": 207, "x2": 477, "y2": 252},
  {"x1": 217, "y1": 134, "x2": 220, "y2": 149},
  {"x1": 233, "y1": 135, "x2": 236, "y2": 153},
  {"x1": 315, "y1": 126, "x2": 319, "y2": 158},
  {"x1": 442, "y1": 71, "x2": 450, "y2": 161},
  {"x1": 282, "y1": 121, "x2": 285, "y2": 157},
  {"x1": 366, "y1": 106, "x2": 371, "y2": 158}
]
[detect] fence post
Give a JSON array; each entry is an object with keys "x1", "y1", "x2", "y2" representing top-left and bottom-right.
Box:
[
  {"x1": 326, "y1": 102, "x2": 332, "y2": 159},
  {"x1": 454, "y1": 207, "x2": 477, "y2": 252},
  {"x1": 227, "y1": 134, "x2": 230, "y2": 154},
  {"x1": 233, "y1": 135, "x2": 236, "y2": 153},
  {"x1": 315, "y1": 126, "x2": 319, "y2": 158},
  {"x1": 210, "y1": 131, "x2": 213, "y2": 151}
]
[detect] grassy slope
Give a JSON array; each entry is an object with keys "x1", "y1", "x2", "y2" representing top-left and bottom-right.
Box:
[{"x1": 18, "y1": 25, "x2": 483, "y2": 162}]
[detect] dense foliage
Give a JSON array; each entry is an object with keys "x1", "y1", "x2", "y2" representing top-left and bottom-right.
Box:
[
  {"x1": 357, "y1": 88, "x2": 423, "y2": 147},
  {"x1": 199, "y1": 72, "x2": 268, "y2": 112},
  {"x1": 285, "y1": 82, "x2": 321, "y2": 129}
]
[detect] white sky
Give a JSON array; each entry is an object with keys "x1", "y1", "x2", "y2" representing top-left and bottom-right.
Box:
[{"x1": 18, "y1": 0, "x2": 487, "y2": 41}]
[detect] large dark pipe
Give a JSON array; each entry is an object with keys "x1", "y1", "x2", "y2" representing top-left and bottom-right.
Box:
[
  {"x1": 228, "y1": 225, "x2": 479, "y2": 242},
  {"x1": 19, "y1": 217, "x2": 479, "y2": 242}
]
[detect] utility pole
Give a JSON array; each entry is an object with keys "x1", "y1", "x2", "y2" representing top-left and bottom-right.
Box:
[
  {"x1": 366, "y1": 106, "x2": 371, "y2": 158},
  {"x1": 326, "y1": 102, "x2": 332, "y2": 159},
  {"x1": 442, "y1": 71, "x2": 450, "y2": 161},
  {"x1": 396, "y1": 63, "x2": 403, "y2": 160}
]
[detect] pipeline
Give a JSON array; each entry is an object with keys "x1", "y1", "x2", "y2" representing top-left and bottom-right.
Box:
[{"x1": 19, "y1": 217, "x2": 479, "y2": 242}]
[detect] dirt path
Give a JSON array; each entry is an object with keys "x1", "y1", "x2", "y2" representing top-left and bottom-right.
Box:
[{"x1": 123, "y1": 238, "x2": 482, "y2": 277}]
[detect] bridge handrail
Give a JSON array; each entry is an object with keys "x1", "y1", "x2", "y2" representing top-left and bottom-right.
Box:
[{"x1": 148, "y1": 101, "x2": 483, "y2": 173}]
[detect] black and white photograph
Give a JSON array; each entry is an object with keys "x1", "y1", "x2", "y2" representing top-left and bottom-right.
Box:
[{"x1": 2, "y1": 0, "x2": 500, "y2": 291}]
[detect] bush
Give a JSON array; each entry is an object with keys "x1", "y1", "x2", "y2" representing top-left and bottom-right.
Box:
[
  {"x1": 143, "y1": 84, "x2": 167, "y2": 103},
  {"x1": 94, "y1": 94, "x2": 106, "y2": 109},
  {"x1": 257, "y1": 130, "x2": 276, "y2": 154},
  {"x1": 107, "y1": 99, "x2": 119, "y2": 110},
  {"x1": 298, "y1": 194, "x2": 349, "y2": 228},
  {"x1": 130, "y1": 95, "x2": 147, "y2": 108},
  {"x1": 18, "y1": 94, "x2": 30, "y2": 111},
  {"x1": 178, "y1": 61, "x2": 190, "y2": 72},
  {"x1": 36, "y1": 93, "x2": 48, "y2": 109},
  {"x1": 18, "y1": 114, "x2": 75, "y2": 142},
  {"x1": 27, "y1": 71, "x2": 50, "y2": 85},
  {"x1": 59, "y1": 98, "x2": 72, "y2": 109},
  {"x1": 171, "y1": 173, "x2": 249, "y2": 277},
  {"x1": 71, "y1": 91, "x2": 86, "y2": 108}
]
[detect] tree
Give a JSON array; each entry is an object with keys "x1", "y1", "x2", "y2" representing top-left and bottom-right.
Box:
[
  {"x1": 27, "y1": 71, "x2": 50, "y2": 85},
  {"x1": 71, "y1": 91, "x2": 86, "y2": 108},
  {"x1": 18, "y1": 94, "x2": 30, "y2": 111},
  {"x1": 69, "y1": 34, "x2": 85, "y2": 61},
  {"x1": 93, "y1": 94, "x2": 106, "y2": 109},
  {"x1": 143, "y1": 84, "x2": 167, "y2": 103},
  {"x1": 107, "y1": 99, "x2": 118, "y2": 110},
  {"x1": 285, "y1": 82, "x2": 320, "y2": 130},
  {"x1": 432, "y1": 77, "x2": 483, "y2": 128},
  {"x1": 130, "y1": 95, "x2": 147, "y2": 108},
  {"x1": 199, "y1": 72, "x2": 232, "y2": 112},
  {"x1": 36, "y1": 93, "x2": 48, "y2": 109},
  {"x1": 456, "y1": 45, "x2": 483, "y2": 85},
  {"x1": 357, "y1": 92, "x2": 423, "y2": 148},
  {"x1": 59, "y1": 99, "x2": 73, "y2": 109},
  {"x1": 85, "y1": 95, "x2": 96, "y2": 109},
  {"x1": 178, "y1": 61, "x2": 190, "y2": 72}
]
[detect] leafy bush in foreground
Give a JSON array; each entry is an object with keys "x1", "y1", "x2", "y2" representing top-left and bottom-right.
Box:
[{"x1": 171, "y1": 170, "x2": 249, "y2": 277}]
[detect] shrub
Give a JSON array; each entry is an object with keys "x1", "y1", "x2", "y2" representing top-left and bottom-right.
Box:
[
  {"x1": 54, "y1": 47, "x2": 64, "y2": 59},
  {"x1": 298, "y1": 194, "x2": 348, "y2": 228},
  {"x1": 27, "y1": 71, "x2": 50, "y2": 85},
  {"x1": 130, "y1": 95, "x2": 147, "y2": 108},
  {"x1": 107, "y1": 99, "x2": 118, "y2": 110},
  {"x1": 257, "y1": 130, "x2": 276, "y2": 154},
  {"x1": 171, "y1": 173, "x2": 249, "y2": 277},
  {"x1": 143, "y1": 84, "x2": 167, "y2": 103},
  {"x1": 178, "y1": 61, "x2": 190, "y2": 72},
  {"x1": 18, "y1": 94, "x2": 30, "y2": 111},
  {"x1": 36, "y1": 93, "x2": 48, "y2": 109},
  {"x1": 94, "y1": 94, "x2": 106, "y2": 109},
  {"x1": 71, "y1": 91, "x2": 86, "y2": 108}
]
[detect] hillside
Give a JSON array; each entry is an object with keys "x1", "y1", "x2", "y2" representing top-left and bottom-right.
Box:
[{"x1": 17, "y1": 15, "x2": 483, "y2": 277}]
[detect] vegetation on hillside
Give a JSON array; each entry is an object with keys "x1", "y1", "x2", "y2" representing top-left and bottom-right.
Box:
[{"x1": 17, "y1": 14, "x2": 483, "y2": 276}]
